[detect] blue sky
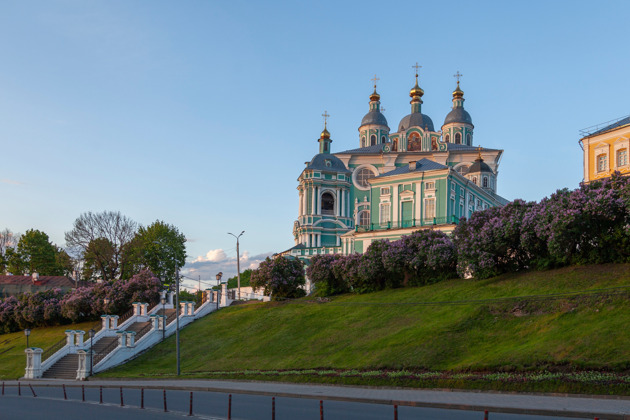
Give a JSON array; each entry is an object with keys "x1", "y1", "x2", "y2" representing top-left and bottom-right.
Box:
[{"x1": 1, "y1": 1, "x2": 629, "y2": 288}]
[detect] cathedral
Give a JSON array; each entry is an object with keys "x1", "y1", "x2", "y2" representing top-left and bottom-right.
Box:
[{"x1": 283, "y1": 69, "x2": 508, "y2": 262}]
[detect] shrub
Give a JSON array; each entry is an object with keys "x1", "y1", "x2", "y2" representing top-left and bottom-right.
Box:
[
  {"x1": 251, "y1": 256, "x2": 306, "y2": 300},
  {"x1": 306, "y1": 254, "x2": 349, "y2": 296}
]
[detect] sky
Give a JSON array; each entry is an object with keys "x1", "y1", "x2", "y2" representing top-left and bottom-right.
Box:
[{"x1": 1, "y1": 1, "x2": 629, "y2": 289}]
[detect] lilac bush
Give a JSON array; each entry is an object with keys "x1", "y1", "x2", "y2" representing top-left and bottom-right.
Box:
[
  {"x1": 383, "y1": 229, "x2": 457, "y2": 285},
  {"x1": 251, "y1": 256, "x2": 306, "y2": 300},
  {"x1": 306, "y1": 254, "x2": 349, "y2": 296}
]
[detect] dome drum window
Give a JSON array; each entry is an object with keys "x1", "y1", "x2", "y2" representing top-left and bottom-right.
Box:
[{"x1": 455, "y1": 132, "x2": 462, "y2": 144}]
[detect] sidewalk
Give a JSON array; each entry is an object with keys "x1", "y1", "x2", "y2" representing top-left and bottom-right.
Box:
[{"x1": 6, "y1": 378, "x2": 630, "y2": 419}]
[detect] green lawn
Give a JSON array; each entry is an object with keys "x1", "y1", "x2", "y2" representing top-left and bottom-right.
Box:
[
  {"x1": 99, "y1": 264, "x2": 630, "y2": 386},
  {"x1": 0, "y1": 321, "x2": 96, "y2": 380}
]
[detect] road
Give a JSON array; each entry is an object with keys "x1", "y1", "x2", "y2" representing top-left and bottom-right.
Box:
[{"x1": 0, "y1": 384, "x2": 588, "y2": 419}]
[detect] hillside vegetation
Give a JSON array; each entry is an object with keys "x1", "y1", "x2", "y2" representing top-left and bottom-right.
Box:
[{"x1": 99, "y1": 264, "x2": 630, "y2": 388}]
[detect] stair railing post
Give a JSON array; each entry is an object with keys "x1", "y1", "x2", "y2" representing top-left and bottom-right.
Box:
[
  {"x1": 24, "y1": 348, "x2": 43, "y2": 379},
  {"x1": 76, "y1": 349, "x2": 88, "y2": 380}
]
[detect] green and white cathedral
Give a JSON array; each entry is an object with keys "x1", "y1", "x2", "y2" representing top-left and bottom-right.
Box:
[{"x1": 284, "y1": 72, "x2": 508, "y2": 262}]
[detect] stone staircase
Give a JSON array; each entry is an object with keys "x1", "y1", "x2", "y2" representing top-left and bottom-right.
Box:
[
  {"x1": 41, "y1": 354, "x2": 79, "y2": 379},
  {"x1": 25, "y1": 287, "x2": 249, "y2": 380}
]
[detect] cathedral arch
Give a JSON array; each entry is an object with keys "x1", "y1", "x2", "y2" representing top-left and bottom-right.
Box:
[
  {"x1": 321, "y1": 192, "x2": 335, "y2": 215},
  {"x1": 370, "y1": 134, "x2": 377, "y2": 146},
  {"x1": 455, "y1": 132, "x2": 462, "y2": 144}
]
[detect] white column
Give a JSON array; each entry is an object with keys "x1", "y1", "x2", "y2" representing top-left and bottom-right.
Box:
[
  {"x1": 415, "y1": 182, "x2": 422, "y2": 222},
  {"x1": 299, "y1": 190, "x2": 303, "y2": 216},
  {"x1": 132, "y1": 302, "x2": 141, "y2": 316},
  {"x1": 110, "y1": 315, "x2": 119, "y2": 330},
  {"x1": 311, "y1": 186, "x2": 315, "y2": 215},
  {"x1": 65, "y1": 330, "x2": 75, "y2": 348},
  {"x1": 341, "y1": 190, "x2": 344, "y2": 217},
  {"x1": 317, "y1": 234, "x2": 321, "y2": 247},
  {"x1": 101, "y1": 315, "x2": 109, "y2": 331},
  {"x1": 140, "y1": 303, "x2": 148, "y2": 316},
  {"x1": 336, "y1": 188, "x2": 340, "y2": 216},
  {"x1": 75, "y1": 331, "x2": 85, "y2": 347},
  {"x1": 24, "y1": 348, "x2": 43, "y2": 379}
]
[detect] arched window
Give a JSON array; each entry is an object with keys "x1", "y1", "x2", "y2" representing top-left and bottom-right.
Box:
[
  {"x1": 381, "y1": 135, "x2": 386, "y2": 143},
  {"x1": 358, "y1": 210, "x2": 370, "y2": 227},
  {"x1": 466, "y1": 133, "x2": 471, "y2": 145},
  {"x1": 370, "y1": 134, "x2": 377, "y2": 146},
  {"x1": 321, "y1": 192, "x2": 335, "y2": 215},
  {"x1": 472, "y1": 176, "x2": 478, "y2": 185},
  {"x1": 362, "y1": 136, "x2": 366, "y2": 147},
  {"x1": 392, "y1": 139, "x2": 398, "y2": 151},
  {"x1": 408, "y1": 132, "x2": 421, "y2": 151},
  {"x1": 354, "y1": 167, "x2": 376, "y2": 189},
  {"x1": 455, "y1": 132, "x2": 462, "y2": 144},
  {"x1": 431, "y1": 138, "x2": 438, "y2": 150},
  {"x1": 483, "y1": 176, "x2": 488, "y2": 188},
  {"x1": 323, "y1": 142, "x2": 328, "y2": 152},
  {"x1": 445, "y1": 134, "x2": 450, "y2": 142}
]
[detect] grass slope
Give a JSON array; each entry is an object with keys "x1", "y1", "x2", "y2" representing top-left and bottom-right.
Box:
[
  {"x1": 0, "y1": 321, "x2": 96, "y2": 380},
  {"x1": 100, "y1": 264, "x2": 630, "y2": 384}
]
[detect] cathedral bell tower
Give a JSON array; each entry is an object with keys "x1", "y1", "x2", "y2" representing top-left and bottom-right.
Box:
[{"x1": 358, "y1": 75, "x2": 389, "y2": 148}]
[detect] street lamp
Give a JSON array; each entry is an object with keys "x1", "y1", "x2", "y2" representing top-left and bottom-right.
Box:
[
  {"x1": 24, "y1": 329, "x2": 30, "y2": 348},
  {"x1": 153, "y1": 240, "x2": 181, "y2": 376},
  {"x1": 160, "y1": 296, "x2": 166, "y2": 341},
  {"x1": 89, "y1": 329, "x2": 95, "y2": 376},
  {"x1": 215, "y1": 272, "x2": 223, "y2": 310},
  {"x1": 227, "y1": 231, "x2": 245, "y2": 300},
  {"x1": 103, "y1": 298, "x2": 110, "y2": 315}
]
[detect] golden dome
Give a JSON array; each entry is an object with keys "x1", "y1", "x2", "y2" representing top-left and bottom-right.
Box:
[
  {"x1": 369, "y1": 89, "x2": 381, "y2": 102},
  {"x1": 409, "y1": 76, "x2": 424, "y2": 98},
  {"x1": 320, "y1": 127, "x2": 331, "y2": 139},
  {"x1": 453, "y1": 81, "x2": 464, "y2": 99}
]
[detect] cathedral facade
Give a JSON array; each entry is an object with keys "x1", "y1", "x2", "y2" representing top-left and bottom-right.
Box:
[{"x1": 285, "y1": 71, "x2": 508, "y2": 262}]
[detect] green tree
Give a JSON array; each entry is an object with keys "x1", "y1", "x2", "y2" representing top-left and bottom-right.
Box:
[
  {"x1": 225, "y1": 269, "x2": 252, "y2": 289},
  {"x1": 135, "y1": 220, "x2": 187, "y2": 287},
  {"x1": 9, "y1": 229, "x2": 64, "y2": 275}
]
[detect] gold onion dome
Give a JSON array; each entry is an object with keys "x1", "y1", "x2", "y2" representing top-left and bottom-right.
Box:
[
  {"x1": 369, "y1": 88, "x2": 380, "y2": 102},
  {"x1": 453, "y1": 81, "x2": 464, "y2": 99},
  {"x1": 320, "y1": 127, "x2": 331, "y2": 139},
  {"x1": 409, "y1": 76, "x2": 424, "y2": 98}
]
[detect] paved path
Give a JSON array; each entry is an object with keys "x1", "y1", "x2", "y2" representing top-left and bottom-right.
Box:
[{"x1": 4, "y1": 379, "x2": 630, "y2": 419}]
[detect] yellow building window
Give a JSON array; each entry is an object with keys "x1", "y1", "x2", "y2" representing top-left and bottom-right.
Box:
[
  {"x1": 597, "y1": 154, "x2": 607, "y2": 172},
  {"x1": 617, "y1": 149, "x2": 628, "y2": 167}
]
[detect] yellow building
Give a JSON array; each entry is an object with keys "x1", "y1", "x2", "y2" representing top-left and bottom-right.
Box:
[{"x1": 580, "y1": 115, "x2": 630, "y2": 182}]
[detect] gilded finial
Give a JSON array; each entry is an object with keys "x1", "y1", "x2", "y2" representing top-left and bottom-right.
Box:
[
  {"x1": 369, "y1": 74, "x2": 381, "y2": 101},
  {"x1": 453, "y1": 71, "x2": 464, "y2": 99},
  {"x1": 410, "y1": 62, "x2": 424, "y2": 99},
  {"x1": 476, "y1": 145, "x2": 483, "y2": 160},
  {"x1": 321, "y1": 111, "x2": 330, "y2": 138}
]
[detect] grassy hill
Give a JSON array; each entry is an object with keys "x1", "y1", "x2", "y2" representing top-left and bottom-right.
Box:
[
  {"x1": 96, "y1": 264, "x2": 630, "y2": 393},
  {"x1": 0, "y1": 321, "x2": 96, "y2": 380}
]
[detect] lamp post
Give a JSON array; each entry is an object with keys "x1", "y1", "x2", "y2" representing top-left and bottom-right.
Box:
[
  {"x1": 175, "y1": 264, "x2": 180, "y2": 376},
  {"x1": 160, "y1": 296, "x2": 166, "y2": 341},
  {"x1": 227, "y1": 231, "x2": 245, "y2": 300},
  {"x1": 24, "y1": 329, "x2": 30, "y2": 348},
  {"x1": 103, "y1": 298, "x2": 110, "y2": 315},
  {"x1": 215, "y1": 272, "x2": 223, "y2": 310},
  {"x1": 89, "y1": 329, "x2": 95, "y2": 376}
]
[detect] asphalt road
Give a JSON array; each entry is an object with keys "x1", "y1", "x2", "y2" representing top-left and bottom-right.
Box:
[{"x1": 0, "y1": 384, "x2": 584, "y2": 420}]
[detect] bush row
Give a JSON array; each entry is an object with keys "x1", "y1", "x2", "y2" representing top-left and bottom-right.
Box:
[
  {"x1": 0, "y1": 269, "x2": 160, "y2": 334},
  {"x1": 307, "y1": 173, "x2": 630, "y2": 295}
]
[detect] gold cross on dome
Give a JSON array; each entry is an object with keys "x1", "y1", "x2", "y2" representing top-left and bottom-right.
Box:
[
  {"x1": 322, "y1": 110, "x2": 330, "y2": 127},
  {"x1": 371, "y1": 74, "x2": 379, "y2": 89},
  {"x1": 412, "y1": 62, "x2": 422, "y2": 76},
  {"x1": 454, "y1": 71, "x2": 463, "y2": 83}
]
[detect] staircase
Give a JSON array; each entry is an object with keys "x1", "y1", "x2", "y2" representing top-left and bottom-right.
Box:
[
  {"x1": 42, "y1": 354, "x2": 79, "y2": 379},
  {"x1": 27, "y1": 290, "x2": 235, "y2": 380}
]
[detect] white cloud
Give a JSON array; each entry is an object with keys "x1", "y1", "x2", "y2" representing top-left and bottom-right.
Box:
[
  {"x1": 181, "y1": 249, "x2": 272, "y2": 291},
  {"x1": 193, "y1": 248, "x2": 227, "y2": 263}
]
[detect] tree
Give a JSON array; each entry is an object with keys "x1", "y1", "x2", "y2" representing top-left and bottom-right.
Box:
[
  {"x1": 9, "y1": 229, "x2": 65, "y2": 275},
  {"x1": 0, "y1": 228, "x2": 19, "y2": 272},
  {"x1": 250, "y1": 256, "x2": 306, "y2": 300},
  {"x1": 65, "y1": 211, "x2": 138, "y2": 281},
  {"x1": 225, "y1": 269, "x2": 252, "y2": 289},
  {"x1": 306, "y1": 255, "x2": 349, "y2": 296},
  {"x1": 135, "y1": 220, "x2": 187, "y2": 287}
]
